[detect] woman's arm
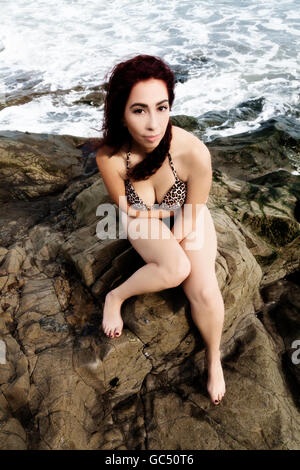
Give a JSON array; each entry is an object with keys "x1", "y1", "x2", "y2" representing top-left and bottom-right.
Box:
[
  {"x1": 127, "y1": 206, "x2": 176, "y2": 219},
  {"x1": 96, "y1": 148, "x2": 176, "y2": 220},
  {"x1": 171, "y1": 139, "x2": 212, "y2": 244}
]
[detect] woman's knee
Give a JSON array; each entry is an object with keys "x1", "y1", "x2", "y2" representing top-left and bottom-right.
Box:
[
  {"x1": 160, "y1": 254, "x2": 191, "y2": 288},
  {"x1": 183, "y1": 277, "x2": 219, "y2": 305}
]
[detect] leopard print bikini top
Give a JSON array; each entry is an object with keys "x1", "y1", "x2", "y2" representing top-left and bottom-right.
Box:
[{"x1": 124, "y1": 151, "x2": 187, "y2": 211}]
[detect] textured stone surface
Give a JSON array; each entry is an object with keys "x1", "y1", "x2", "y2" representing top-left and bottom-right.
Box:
[{"x1": 0, "y1": 128, "x2": 299, "y2": 449}]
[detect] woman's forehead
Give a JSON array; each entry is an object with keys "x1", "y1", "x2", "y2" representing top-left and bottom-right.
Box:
[{"x1": 128, "y1": 79, "x2": 168, "y2": 102}]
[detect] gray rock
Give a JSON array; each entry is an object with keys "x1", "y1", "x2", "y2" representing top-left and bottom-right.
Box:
[{"x1": 0, "y1": 127, "x2": 299, "y2": 450}]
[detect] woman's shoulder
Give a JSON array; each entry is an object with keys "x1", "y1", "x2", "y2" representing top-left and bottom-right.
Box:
[
  {"x1": 172, "y1": 125, "x2": 206, "y2": 155},
  {"x1": 96, "y1": 144, "x2": 127, "y2": 179},
  {"x1": 171, "y1": 125, "x2": 209, "y2": 177}
]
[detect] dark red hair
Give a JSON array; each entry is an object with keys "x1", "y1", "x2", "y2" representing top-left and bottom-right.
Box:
[{"x1": 86, "y1": 54, "x2": 175, "y2": 181}]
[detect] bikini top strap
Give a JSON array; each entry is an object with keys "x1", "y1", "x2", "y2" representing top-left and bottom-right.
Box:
[
  {"x1": 168, "y1": 152, "x2": 178, "y2": 180},
  {"x1": 126, "y1": 151, "x2": 130, "y2": 176}
]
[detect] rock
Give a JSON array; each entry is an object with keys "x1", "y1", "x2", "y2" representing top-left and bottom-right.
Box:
[
  {"x1": 0, "y1": 334, "x2": 30, "y2": 415},
  {"x1": 72, "y1": 87, "x2": 105, "y2": 107},
  {"x1": 29, "y1": 345, "x2": 100, "y2": 450},
  {"x1": 142, "y1": 315, "x2": 300, "y2": 450},
  {"x1": 170, "y1": 115, "x2": 199, "y2": 131},
  {"x1": 0, "y1": 126, "x2": 299, "y2": 450},
  {"x1": 197, "y1": 97, "x2": 265, "y2": 131},
  {"x1": 207, "y1": 118, "x2": 299, "y2": 179},
  {"x1": 0, "y1": 391, "x2": 27, "y2": 449},
  {"x1": 261, "y1": 277, "x2": 300, "y2": 393},
  {"x1": 0, "y1": 131, "x2": 83, "y2": 201},
  {"x1": 0, "y1": 82, "x2": 93, "y2": 112},
  {"x1": 209, "y1": 168, "x2": 300, "y2": 285}
]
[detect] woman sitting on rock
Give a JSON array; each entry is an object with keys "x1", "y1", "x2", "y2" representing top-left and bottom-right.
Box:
[{"x1": 95, "y1": 54, "x2": 226, "y2": 405}]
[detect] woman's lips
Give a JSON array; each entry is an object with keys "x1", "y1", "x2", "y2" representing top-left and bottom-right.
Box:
[{"x1": 144, "y1": 134, "x2": 160, "y2": 142}]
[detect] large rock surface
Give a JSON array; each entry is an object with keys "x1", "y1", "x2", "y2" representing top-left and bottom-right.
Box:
[
  {"x1": 0, "y1": 130, "x2": 83, "y2": 201},
  {"x1": 0, "y1": 127, "x2": 299, "y2": 449}
]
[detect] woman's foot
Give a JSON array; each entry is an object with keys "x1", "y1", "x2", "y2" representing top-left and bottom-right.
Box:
[
  {"x1": 102, "y1": 290, "x2": 124, "y2": 338},
  {"x1": 205, "y1": 349, "x2": 226, "y2": 405}
]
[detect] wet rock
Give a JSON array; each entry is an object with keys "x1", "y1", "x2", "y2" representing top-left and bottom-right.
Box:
[
  {"x1": 207, "y1": 118, "x2": 299, "y2": 179},
  {"x1": 0, "y1": 127, "x2": 299, "y2": 449},
  {"x1": 170, "y1": 115, "x2": 199, "y2": 131},
  {"x1": 0, "y1": 131, "x2": 83, "y2": 201}
]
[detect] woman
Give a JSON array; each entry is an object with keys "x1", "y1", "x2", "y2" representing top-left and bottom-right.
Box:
[{"x1": 95, "y1": 54, "x2": 226, "y2": 405}]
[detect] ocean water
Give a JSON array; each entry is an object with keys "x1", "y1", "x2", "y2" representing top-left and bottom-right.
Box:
[{"x1": 0, "y1": 0, "x2": 299, "y2": 141}]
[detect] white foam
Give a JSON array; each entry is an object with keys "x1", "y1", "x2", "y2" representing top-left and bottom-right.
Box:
[{"x1": 0, "y1": 0, "x2": 299, "y2": 139}]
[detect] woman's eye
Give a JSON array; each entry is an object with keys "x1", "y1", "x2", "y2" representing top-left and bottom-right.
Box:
[{"x1": 133, "y1": 106, "x2": 168, "y2": 114}]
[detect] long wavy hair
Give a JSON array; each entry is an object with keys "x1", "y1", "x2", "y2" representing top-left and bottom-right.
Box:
[{"x1": 86, "y1": 54, "x2": 175, "y2": 181}]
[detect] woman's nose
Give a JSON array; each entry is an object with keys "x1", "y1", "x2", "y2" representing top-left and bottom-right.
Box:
[{"x1": 146, "y1": 111, "x2": 159, "y2": 130}]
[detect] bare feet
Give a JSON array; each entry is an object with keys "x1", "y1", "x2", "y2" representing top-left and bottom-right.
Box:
[
  {"x1": 102, "y1": 290, "x2": 123, "y2": 338},
  {"x1": 206, "y1": 349, "x2": 226, "y2": 405}
]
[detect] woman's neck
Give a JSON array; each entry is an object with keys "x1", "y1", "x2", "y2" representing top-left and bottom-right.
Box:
[{"x1": 127, "y1": 139, "x2": 150, "y2": 161}]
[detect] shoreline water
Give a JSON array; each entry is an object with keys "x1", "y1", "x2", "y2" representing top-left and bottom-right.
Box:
[{"x1": 0, "y1": 0, "x2": 299, "y2": 140}]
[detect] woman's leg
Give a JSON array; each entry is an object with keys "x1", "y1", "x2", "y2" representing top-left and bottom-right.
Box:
[
  {"x1": 102, "y1": 213, "x2": 191, "y2": 338},
  {"x1": 177, "y1": 205, "x2": 226, "y2": 405}
]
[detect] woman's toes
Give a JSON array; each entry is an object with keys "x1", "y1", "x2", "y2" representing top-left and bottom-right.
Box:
[
  {"x1": 102, "y1": 324, "x2": 123, "y2": 338},
  {"x1": 218, "y1": 393, "x2": 224, "y2": 403},
  {"x1": 212, "y1": 393, "x2": 221, "y2": 404}
]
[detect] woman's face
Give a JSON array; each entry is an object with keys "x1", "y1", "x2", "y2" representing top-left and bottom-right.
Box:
[{"x1": 123, "y1": 78, "x2": 170, "y2": 154}]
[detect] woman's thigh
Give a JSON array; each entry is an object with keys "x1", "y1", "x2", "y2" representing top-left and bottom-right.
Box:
[
  {"x1": 179, "y1": 205, "x2": 218, "y2": 299},
  {"x1": 120, "y1": 211, "x2": 190, "y2": 268}
]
